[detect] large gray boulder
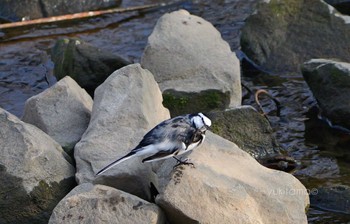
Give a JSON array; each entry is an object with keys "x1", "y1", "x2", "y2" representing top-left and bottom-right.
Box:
[
  {"x1": 51, "y1": 38, "x2": 130, "y2": 95},
  {"x1": 74, "y1": 64, "x2": 170, "y2": 200},
  {"x1": 301, "y1": 59, "x2": 350, "y2": 129},
  {"x1": 49, "y1": 183, "x2": 165, "y2": 224},
  {"x1": 0, "y1": 107, "x2": 75, "y2": 224},
  {"x1": 241, "y1": 0, "x2": 350, "y2": 74},
  {"x1": 22, "y1": 76, "x2": 93, "y2": 155},
  {"x1": 156, "y1": 132, "x2": 309, "y2": 224},
  {"x1": 141, "y1": 9, "x2": 241, "y2": 116}
]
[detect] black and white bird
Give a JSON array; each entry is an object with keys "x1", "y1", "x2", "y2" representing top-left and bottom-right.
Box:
[{"x1": 96, "y1": 112, "x2": 211, "y2": 175}]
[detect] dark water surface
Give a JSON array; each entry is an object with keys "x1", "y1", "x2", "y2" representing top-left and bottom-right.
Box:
[{"x1": 1, "y1": 0, "x2": 350, "y2": 223}]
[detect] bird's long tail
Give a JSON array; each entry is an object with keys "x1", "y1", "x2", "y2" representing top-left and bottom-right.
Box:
[{"x1": 96, "y1": 151, "x2": 136, "y2": 176}]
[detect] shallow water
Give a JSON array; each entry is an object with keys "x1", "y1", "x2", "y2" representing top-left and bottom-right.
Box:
[{"x1": 1, "y1": 0, "x2": 350, "y2": 222}]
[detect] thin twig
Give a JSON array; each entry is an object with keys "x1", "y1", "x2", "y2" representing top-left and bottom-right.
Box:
[
  {"x1": 254, "y1": 89, "x2": 281, "y2": 118},
  {"x1": 0, "y1": 3, "x2": 166, "y2": 30}
]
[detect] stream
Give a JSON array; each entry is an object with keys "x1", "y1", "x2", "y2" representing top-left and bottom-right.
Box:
[{"x1": 1, "y1": 0, "x2": 350, "y2": 223}]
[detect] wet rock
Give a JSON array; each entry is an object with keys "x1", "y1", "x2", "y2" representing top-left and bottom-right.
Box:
[
  {"x1": 0, "y1": 0, "x2": 121, "y2": 22},
  {"x1": 22, "y1": 76, "x2": 93, "y2": 156},
  {"x1": 74, "y1": 64, "x2": 170, "y2": 200},
  {"x1": 241, "y1": 0, "x2": 350, "y2": 74},
  {"x1": 141, "y1": 10, "x2": 241, "y2": 116},
  {"x1": 258, "y1": 155, "x2": 298, "y2": 173},
  {"x1": 49, "y1": 183, "x2": 165, "y2": 224},
  {"x1": 0, "y1": 107, "x2": 75, "y2": 224},
  {"x1": 304, "y1": 106, "x2": 350, "y2": 148},
  {"x1": 51, "y1": 38, "x2": 130, "y2": 96},
  {"x1": 156, "y1": 132, "x2": 309, "y2": 224},
  {"x1": 294, "y1": 156, "x2": 339, "y2": 180},
  {"x1": 301, "y1": 59, "x2": 350, "y2": 129},
  {"x1": 210, "y1": 105, "x2": 281, "y2": 159},
  {"x1": 310, "y1": 185, "x2": 350, "y2": 214},
  {"x1": 219, "y1": 104, "x2": 297, "y2": 172}
]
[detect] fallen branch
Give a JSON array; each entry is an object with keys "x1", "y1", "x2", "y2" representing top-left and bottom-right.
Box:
[
  {"x1": 0, "y1": 3, "x2": 166, "y2": 30},
  {"x1": 254, "y1": 89, "x2": 281, "y2": 119}
]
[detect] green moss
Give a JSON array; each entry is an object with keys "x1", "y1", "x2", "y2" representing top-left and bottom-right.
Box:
[
  {"x1": 162, "y1": 89, "x2": 230, "y2": 116},
  {"x1": 162, "y1": 94, "x2": 189, "y2": 113},
  {"x1": 267, "y1": 0, "x2": 302, "y2": 20},
  {"x1": 210, "y1": 123, "x2": 222, "y2": 134},
  {"x1": 51, "y1": 38, "x2": 78, "y2": 80}
]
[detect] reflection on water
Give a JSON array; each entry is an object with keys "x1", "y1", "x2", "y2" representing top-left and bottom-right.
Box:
[{"x1": 1, "y1": 0, "x2": 350, "y2": 222}]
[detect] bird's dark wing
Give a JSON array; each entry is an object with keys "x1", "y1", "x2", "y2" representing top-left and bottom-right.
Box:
[
  {"x1": 141, "y1": 148, "x2": 178, "y2": 163},
  {"x1": 132, "y1": 115, "x2": 196, "y2": 150}
]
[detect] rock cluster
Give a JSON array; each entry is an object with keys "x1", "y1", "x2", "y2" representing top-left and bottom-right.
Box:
[
  {"x1": 0, "y1": 9, "x2": 309, "y2": 224},
  {"x1": 240, "y1": 1, "x2": 350, "y2": 216}
]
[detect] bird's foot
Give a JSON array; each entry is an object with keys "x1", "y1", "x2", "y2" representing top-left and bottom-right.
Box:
[{"x1": 172, "y1": 157, "x2": 195, "y2": 169}]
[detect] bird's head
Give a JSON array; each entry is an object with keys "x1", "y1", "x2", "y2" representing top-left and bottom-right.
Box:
[{"x1": 191, "y1": 113, "x2": 212, "y2": 132}]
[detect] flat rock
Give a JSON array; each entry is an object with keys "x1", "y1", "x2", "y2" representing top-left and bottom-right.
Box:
[
  {"x1": 51, "y1": 38, "x2": 130, "y2": 95},
  {"x1": 302, "y1": 59, "x2": 350, "y2": 129},
  {"x1": 141, "y1": 10, "x2": 241, "y2": 116},
  {"x1": 49, "y1": 183, "x2": 165, "y2": 224},
  {"x1": 74, "y1": 64, "x2": 170, "y2": 200},
  {"x1": 0, "y1": 107, "x2": 75, "y2": 224},
  {"x1": 22, "y1": 76, "x2": 93, "y2": 155},
  {"x1": 241, "y1": 0, "x2": 350, "y2": 74},
  {"x1": 156, "y1": 132, "x2": 309, "y2": 224}
]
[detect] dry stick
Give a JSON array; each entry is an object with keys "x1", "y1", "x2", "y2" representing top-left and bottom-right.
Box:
[
  {"x1": 0, "y1": 3, "x2": 166, "y2": 30},
  {"x1": 254, "y1": 89, "x2": 281, "y2": 120}
]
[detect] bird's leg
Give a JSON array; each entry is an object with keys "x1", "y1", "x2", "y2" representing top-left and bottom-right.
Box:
[{"x1": 172, "y1": 156, "x2": 195, "y2": 169}]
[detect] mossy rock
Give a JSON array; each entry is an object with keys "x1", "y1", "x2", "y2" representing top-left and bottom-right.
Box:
[
  {"x1": 51, "y1": 38, "x2": 130, "y2": 96},
  {"x1": 209, "y1": 106, "x2": 282, "y2": 159},
  {"x1": 163, "y1": 89, "x2": 230, "y2": 117}
]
